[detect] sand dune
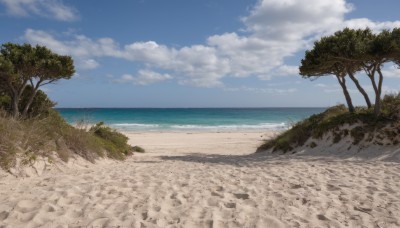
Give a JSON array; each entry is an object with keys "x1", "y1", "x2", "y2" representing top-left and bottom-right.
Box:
[{"x1": 0, "y1": 131, "x2": 399, "y2": 227}]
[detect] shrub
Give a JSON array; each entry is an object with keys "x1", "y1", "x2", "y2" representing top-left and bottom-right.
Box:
[
  {"x1": 257, "y1": 105, "x2": 348, "y2": 153},
  {"x1": 19, "y1": 87, "x2": 56, "y2": 118},
  {"x1": 381, "y1": 92, "x2": 400, "y2": 120},
  {"x1": 90, "y1": 122, "x2": 132, "y2": 159},
  {"x1": 0, "y1": 110, "x2": 133, "y2": 171},
  {"x1": 132, "y1": 146, "x2": 145, "y2": 153},
  {"x1": 0, "y1": 94, "x2": 11, "y2": 112},
  {"x1": 256, "y1": 103, "x2": 398, "y2": 153},
  {"x1": 0, "y1": 86, "x2": 55, "y2": 118}
]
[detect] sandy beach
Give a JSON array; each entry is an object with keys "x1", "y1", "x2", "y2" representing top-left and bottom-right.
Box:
[{"x1": 0, "y1": 131, "x2": 399, "y2": 227}]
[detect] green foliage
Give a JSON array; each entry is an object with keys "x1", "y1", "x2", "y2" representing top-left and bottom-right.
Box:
[
  {"x1": 0, "y1": 110, "x2": 133, "y2": 171},
  {"x1": 1, "y1": 86, "x2": 55, "y2": 118},
  {"x1": 0, "y1": 93, "x2": 11, "y2": 111},
  {"x1": 19, "y1": 86, "x2": 56, "y2": 117},
  {"x1": 256, "y1": 104, "x2": 398, "y2": 153},
  {"x1": 299, "y1": 28, "x2": 373, "y2": 78},
  {"x1": 381, "y1": 92, "x2": 400, "y2": 120},
  {"x1": 300, "y1": 28, "x2": 400, "y2": 116},
  {"x1": 0, "y1": 43, "x2": 75, "y2": 117},
  {"x1": 90, "y1": 122, "x2": 132, "y2": 159},
  {"x1": 0, "y1": 110, "x2": 19, "y2": 170},
  {"x1": 132, "y1": 146, "x2": 145, "y2": 153}
]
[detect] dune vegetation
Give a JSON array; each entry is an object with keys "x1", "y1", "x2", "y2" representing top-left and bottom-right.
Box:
[
  {"x1": 257, "y1": 93, "x2": 400, "y2": 153},
  {"x1": 258, "y1": 27, "x2": 400, "y2": 153},
  {"x1": 0, "y1": 43, "x2": 133, "y2": 173}
]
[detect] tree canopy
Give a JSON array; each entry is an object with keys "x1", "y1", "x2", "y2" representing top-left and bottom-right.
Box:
[
  {"x1": 0, "y1": 43, "x2": 75, "y2": 118},
  {"x1": 300, "y1": 28, "x2": 400, "y2": 116}
]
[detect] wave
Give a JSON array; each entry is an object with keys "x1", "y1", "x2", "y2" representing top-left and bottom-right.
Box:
[
  {"x1": 111, "y1": 123, "x2": 160, "y2": 128},
  {"x1": 170, "y1": 123, "x2": 287, "y2": 130},
  {"x1": 110, "y1": 122, "x2": 287, "y2": 131}
]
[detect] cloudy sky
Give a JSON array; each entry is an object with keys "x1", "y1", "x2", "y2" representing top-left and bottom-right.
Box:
[{"x1": 1, "y1": 0, "x2": 400, "y2": 107}]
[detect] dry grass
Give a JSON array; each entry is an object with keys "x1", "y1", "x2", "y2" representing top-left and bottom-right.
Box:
[
  {"x1": 257, "y1": 94, "x2": 400, "y2": 153},
  {"x1": 0, "y1": 109, "x2": 133, "y2": 171}
]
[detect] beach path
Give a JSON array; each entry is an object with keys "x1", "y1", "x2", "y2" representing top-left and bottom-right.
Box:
[{"x1": 0, "y1": 132, "x2": 399, "y2": 227}]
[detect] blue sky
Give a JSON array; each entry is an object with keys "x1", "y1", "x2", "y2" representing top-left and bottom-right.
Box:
[{"x1": 1, "y1": 0, "x2": 400, "y2": 107}]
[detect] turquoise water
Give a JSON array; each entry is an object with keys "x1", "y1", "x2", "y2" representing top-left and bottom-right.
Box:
[{"x1": 57, "y1": 108, "x2": 326, "y2": 132}]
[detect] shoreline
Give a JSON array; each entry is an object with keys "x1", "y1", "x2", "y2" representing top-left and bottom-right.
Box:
[
  {"x1": 123, "y1": 131, "x2": 276, "y2": 155},
  {"x1": 72, "y1": 123, "x2": 287, "y2": 134}
]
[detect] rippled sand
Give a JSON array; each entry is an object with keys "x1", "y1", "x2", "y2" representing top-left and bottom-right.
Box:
[{"x1": 0, "y1": 132, "x2": 399, "y2": 227}]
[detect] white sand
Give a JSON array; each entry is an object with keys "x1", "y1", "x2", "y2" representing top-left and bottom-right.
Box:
[{"x1": 0, "y1": 131, "x2": 399, "y2": 227}]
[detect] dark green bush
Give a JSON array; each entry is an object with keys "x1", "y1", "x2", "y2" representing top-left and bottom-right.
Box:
[
  {"x1": 19, "y1": 87, "x2": 56, "y2": 118},
  {"x1": 381, "y1": 92, "x2": 400, "y2": 120},
  {"x1": 0, "y1": 93, "x2": 11, "y2": 112},
  {"x1": 0, "y1": 86, "x2": 55, "y2": 118}
]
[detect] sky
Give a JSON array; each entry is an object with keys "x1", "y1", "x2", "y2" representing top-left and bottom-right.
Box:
[{"x1": 0, "y1": 0, "x2": 400, "y2": 108}]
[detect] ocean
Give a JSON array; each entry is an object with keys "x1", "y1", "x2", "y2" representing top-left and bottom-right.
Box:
[{"x1": 57, "y1": 108, "x2": 326, "y2": 132}]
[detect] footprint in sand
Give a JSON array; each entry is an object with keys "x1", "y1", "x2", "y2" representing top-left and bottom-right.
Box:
[
  {"x1": 224, "y1": 202, "x2": 236, "y2": 209},
  {"x1": 234, "y1": 193, "x2": 249, "y2": 200},
  {"x1": 207, "y1": 198, "x2": 219, "y2": 207},
  {"x1": 211, "y1": 191, "x2": 223, "y2": 198},
  {"x1": 326, "y1": 184, "x2": 341, "y2": 191},
  {"x1": 141, "y1": 211, "x2": 148, "y2": 220},
  {"x1": 15, "y1": 200, "x2": 39, "y2": 213},
  {"x1": 317, "y1": 214, "x2": 329, "y2": 221},
  {"x1": 0, "y1": 211, "x2": 9, "y2": 220},
  {"x1": 153, "y1": 205, "x2": 161, "y2": 212}
]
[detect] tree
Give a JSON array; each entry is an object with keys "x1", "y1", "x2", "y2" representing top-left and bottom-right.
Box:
[
  {"x1": 300, "y1": 36, "x2": 356, "y2": 112},
  {"x1": 330, "y1": 28, "x2": 373, "y2": 109},
  {"x1": 0, "y1": 43, "x2": 75, "y2": 118},
  {"x1": 360, "y1": 29, "x2": 399, "y2": 116},
  {"x1": 392, "y1": 28, "x2": 400, "y2": 66},
  {"x1": 300, "y1": 28, "x2": 375, "y2": 112},
  {"x1": 19, "y1": 86, "x2": 56, "y2": 117}
]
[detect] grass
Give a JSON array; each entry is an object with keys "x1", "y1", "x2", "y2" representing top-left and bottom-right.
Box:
[
  {"x1": 132, "y1": 146, "x2": 145, "y2": 153},
  {"x1": 0, "y1": 109, "x2": 134, "y2": 171},
  {"x1": 89, "y1": 122, "x2": 132, "y2": 159},
  {"x1": 257, "y1": 94, "x2": 400, "y2": 153}
]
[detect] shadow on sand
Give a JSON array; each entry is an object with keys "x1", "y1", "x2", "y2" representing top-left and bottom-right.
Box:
[{"x1": 158, "y1": 149, "x2": 400, "y2": 167}]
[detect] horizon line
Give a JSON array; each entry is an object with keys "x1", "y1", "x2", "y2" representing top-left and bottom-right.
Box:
[{"x1": 55, "y1": 106, "x2": 329, "y2": 109}]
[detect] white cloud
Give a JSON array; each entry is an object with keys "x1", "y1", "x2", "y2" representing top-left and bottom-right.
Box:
[
  {"x1": 258, "y1": 65, "x2": 299, "y2": 80},
  {"x1": 225, "y1": 86, "x2": 297, "y2": 94},
  {"x1": 382, "y1": 66, "x2": 400, "y2": 78},
  {"x1": 78, "y1": 59, "x2": 100, "y2": 70},
  {"x1": 343, "y1": 18, "x2": 400, "y2": 33},
  {"x1": 23, "y1": 0, "x2": 400, "y2": 87},
  {"x1": 116, "y1": 70, "x2": 172, "y2": 85},
  {"x1": 24, "y1": 29, "x2": 120, "y2": 58},
  {"x1": 382, "y1": 86, "x2": 400, "y2": 95},
  {"x1": 242, "y1": 0, "x2": 352, "y2": 41},
  {"x1": 0, "y1": 0, "x2": 78, "y2": 21},
  {"x1": 315, "y1": 83, "x2": 328, "y2": 88}
]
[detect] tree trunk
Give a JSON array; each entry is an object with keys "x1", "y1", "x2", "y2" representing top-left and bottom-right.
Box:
[
  {"x1": 365, "y1": 64, "x2": 383, "y2": 117},
  {"x1": 10, "y1": 80, "x2": 29, "y2": 118},
  {"x1": 21, "y1": 84, "x2": 40, "y2": 117},
  {"x1": 374, "y1": 67, "x2": 384, "y2": 117},
  {"x1": 336, "y1": 75, "x2": 355, "y2": 113},
  {"x1": 12, "y1": 94, "x2": 19, "y2": 118},
  {"x1": 347, "y1": 71, "x2": 372, "y2": 108}
]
